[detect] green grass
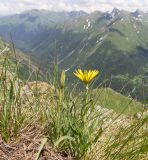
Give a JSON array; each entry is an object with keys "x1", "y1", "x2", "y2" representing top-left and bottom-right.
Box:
[
  {"x1": 1, "y1": 11, "x2": 148, "y2": 105},
  {"x1": 0, "y1": 43, "x2": 147, "y2": 159},
  {"x1": 94, "y1": 88, "x2": 144, "y2": 115}
]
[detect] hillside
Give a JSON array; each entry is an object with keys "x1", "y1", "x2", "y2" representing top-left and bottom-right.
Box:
[
  {"x1": 0, "y1": 38, "x2": 39, "y2": 80},
  {"x1": 0, "y1": 10, "x2": 87, "y2": 52},
  {"x1": 0, "y1": 71, "x2": 147, "y2": 159},
  {"x1": 0, "y1": 20, "x2": 147, "y2": 159},
  {"x1": 94, "y1": 88, "x2": 144, "y2": 115},
  {"x1": 1, "y1": 38, "x2": 144, "y2": 114},
  {"x1": 0, "y1": 9, "x2": 148, "y2": 102}
]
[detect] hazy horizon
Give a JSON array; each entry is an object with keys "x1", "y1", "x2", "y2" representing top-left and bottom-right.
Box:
[
  {"x1": 0, "y1": 8, "x2": 148, "y2": 17},
  {"x1": 0, "y1": 0, "x2": 148, "y2": 15}
]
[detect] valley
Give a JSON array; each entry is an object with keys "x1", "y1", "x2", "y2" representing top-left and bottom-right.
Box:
[
  {"x1": 0, "y1": 8, "x2": 148, "y2": 101},
  {"x1": 0, "y1": 7, "x2": 148, "y2": 160}
]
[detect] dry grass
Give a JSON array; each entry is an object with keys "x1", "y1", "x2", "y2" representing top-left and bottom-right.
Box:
[
  {"x1": 0, "y1": 124, "x2": 72, "y2": 160},
  {"x1": 0, "y1": 55, "x2": 147, "y2": 159}
]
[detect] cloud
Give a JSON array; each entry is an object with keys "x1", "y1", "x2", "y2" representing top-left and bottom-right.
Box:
[{"x1": 0, "y1": 0, "x2": 148, "y2": 15}]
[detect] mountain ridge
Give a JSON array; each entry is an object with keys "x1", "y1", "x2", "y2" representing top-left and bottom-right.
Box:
[{"x1": 0, "y1": 8, "x2": 148, "y2": 102}]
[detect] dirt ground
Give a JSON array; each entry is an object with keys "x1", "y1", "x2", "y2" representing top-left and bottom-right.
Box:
[{"x1": 0, "y1": 125, "x2": 73, "y2": 160}]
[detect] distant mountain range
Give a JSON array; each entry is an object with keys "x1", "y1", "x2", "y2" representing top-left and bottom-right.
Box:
[{"x1": 0, "y1": 8, "x2": 148, "y2": 102}]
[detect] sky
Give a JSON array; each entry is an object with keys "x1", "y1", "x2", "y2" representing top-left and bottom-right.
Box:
[{"x1": 0, "y1": 0, "x2": 148, "y2": 15}]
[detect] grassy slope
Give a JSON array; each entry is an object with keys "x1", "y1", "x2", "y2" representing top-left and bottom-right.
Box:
[
  {"x1": 0, "y1": 10, "x2": 73, "y2": 53},
  {"x1": 94, "y1": 88, "x2": 144, "y2": 115},
  {"x1": 0, "y1": 10, "x2": 148, "y2": 102},
  {"x1": 0, "y1": 38, "x2": 41, "y2": 80},
  {"x1": 1, "y1": 38, "x2": 144, "y2": 115}
]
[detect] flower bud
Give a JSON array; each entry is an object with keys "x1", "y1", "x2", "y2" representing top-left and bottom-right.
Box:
[{"x1": 60, "y1": 70, "x2": 66, "y2": 89}]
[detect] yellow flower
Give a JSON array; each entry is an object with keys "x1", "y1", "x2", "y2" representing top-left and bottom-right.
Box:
[{"x1": 73, "y1": 69, "x2": 99, "y2": 85}]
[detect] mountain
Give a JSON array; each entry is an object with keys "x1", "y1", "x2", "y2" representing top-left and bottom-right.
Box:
[
  {"x1": 68, "y1": 10, "x2": 88, "y2": 17},
  {"x1": 0, "y1": 37, "x2": 40, "y2": 80},
  {"x1": 0, "y1": 9, "x2": 88, "y2": 52},
  {"x1": 0, "y1": 9, "x2": 148, "y2": 102}
]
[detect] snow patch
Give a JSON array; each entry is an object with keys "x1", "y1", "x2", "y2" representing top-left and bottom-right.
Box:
[
  {"x1": 96, "y1": 40, "x2": 99, "y2": 43},
  {"x1": 100, "y1": 37, "x2": 103, "y2": 41},
  {"x1": 133, "y1": 17, "x2": 143, "y2": 21},
  {"x1": 85, "y1": 19, "x2": 91, "y2": 29},
  {"x1": 96, "y1": 35, "x2": 108, "y2": 44},
  {"x1": 133, "y1": 17, "x2": 139, "y2": 21},
  {"x1": 99, "y1": 35, "x2": 107, "y2": 41},
  {"x1": 133, "y1": 23, "x2": 140, "y2": 34},
  {"x1": 88, "y1": 21, "x2": 91, "y2": 27},
  {"x1": 133, "y1": 24, "x2": 137, "y2": 29},
  {"x1": 138, "y1": 14, "x2": 143, "y2": 18}
]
